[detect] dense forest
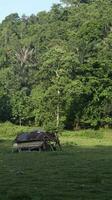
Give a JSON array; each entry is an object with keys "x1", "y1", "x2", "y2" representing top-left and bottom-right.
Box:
[{"x1": 0, "y1": 0, "x2": 112, "y2": 131}]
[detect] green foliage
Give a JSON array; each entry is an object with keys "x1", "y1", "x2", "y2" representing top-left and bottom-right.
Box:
[
  {"x1": 0, "y1": 0, "x2": 111, "y2": 131},
  {"x1": 0, "y1": 122, "x2": 33, "y2": 139}
]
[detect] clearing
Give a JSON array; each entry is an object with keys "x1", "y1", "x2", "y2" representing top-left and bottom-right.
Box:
[{"x1": 0, "y1": 123, "x2": 112, "y2": 200}]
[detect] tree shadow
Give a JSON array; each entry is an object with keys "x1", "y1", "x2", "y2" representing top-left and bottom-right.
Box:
[{"x1": 1, "y1": 141, "x2": 112, "y2": 200}]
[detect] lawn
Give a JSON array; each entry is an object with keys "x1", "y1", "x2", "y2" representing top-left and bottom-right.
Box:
[{"x1": 0, "y1": 123, "x2": 112, "y2": 200}]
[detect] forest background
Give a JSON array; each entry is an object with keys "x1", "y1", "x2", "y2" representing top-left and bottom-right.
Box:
[{"x1": 0, "y1": 0, "x2": 111, "y2": 131}]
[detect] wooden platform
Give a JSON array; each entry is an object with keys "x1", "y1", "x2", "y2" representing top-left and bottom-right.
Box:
[{"x1": 13, "y1": 141, "x2": 44, "y2": 152}]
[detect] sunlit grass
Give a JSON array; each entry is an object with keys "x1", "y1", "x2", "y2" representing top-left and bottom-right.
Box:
[
  {"x1": 61, "y1": 128, "x2": 112, "y2": 147},
  {"x1": 0, "y1": 123, "x2": 112, "y2": 200}
]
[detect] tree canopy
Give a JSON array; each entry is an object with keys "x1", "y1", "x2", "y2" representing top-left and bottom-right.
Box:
[{"x1": 0, "y1": 0, "x2": 112, "y2": 130}]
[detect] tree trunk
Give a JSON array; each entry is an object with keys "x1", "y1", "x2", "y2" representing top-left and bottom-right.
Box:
[
  {"x1": 19, "y1": 118, "x2": 22, "y2": 126},
  {"x1": 56, "y1": 101, "x2": 60, "y2": 129},
  {"x1": 55, "y1": 70, "x2": 60, "y2": 130}
]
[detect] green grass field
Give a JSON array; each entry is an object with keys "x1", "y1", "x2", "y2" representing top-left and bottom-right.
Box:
[{"x1": 0, "y1": 123, "x2": 112, "y2": 200}]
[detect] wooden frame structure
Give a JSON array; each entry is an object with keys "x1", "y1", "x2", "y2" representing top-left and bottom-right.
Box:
[{"x1": 13, "y1": 131, "x2": 61, "y2": 152}]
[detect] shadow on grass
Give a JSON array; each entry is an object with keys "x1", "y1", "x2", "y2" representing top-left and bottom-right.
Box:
[
  {"x1": 6, "y1": 193, "x2": 32, "y2": 200},
  {"x1": 1, "y1": 141, "x2": 112, "y2": 200},
  {"x1": 1, "y1": 139, "x2": 112, "y2": 153},
  {"x1": 0, "y1": 139, "x2": 5, "y2": 143},
  {"x1": 0, "y1": 139, "x2": 13, "y2": 153}
]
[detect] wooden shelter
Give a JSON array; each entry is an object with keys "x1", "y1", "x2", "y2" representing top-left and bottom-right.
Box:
[{"x1": 13, "y1": 130, "x2": 61, "y2": 152}]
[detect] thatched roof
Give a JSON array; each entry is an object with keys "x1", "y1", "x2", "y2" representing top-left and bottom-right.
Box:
[{"x1": 15, "y1": 131, "x2": 59, "y2": 144}]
